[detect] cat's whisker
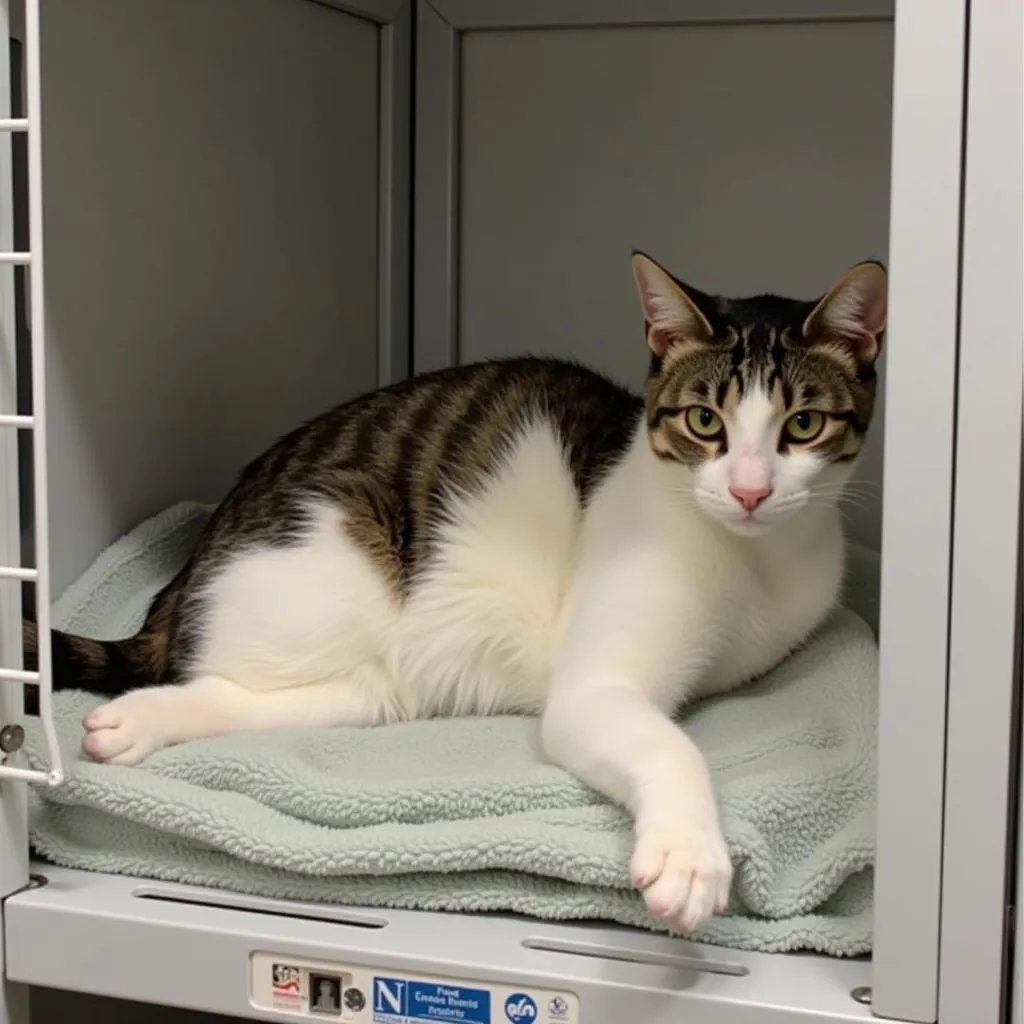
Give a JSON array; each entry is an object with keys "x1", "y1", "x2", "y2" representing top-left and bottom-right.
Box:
[
  {"x1": 814, "y1": 489, "x2": 870, "y2": 503},
  {"x1": 809, "y1": 489, "x2": 872, "y2": 502},
  {"x1": 808, "y1": 482, "x2": 872, "y2": 495}
]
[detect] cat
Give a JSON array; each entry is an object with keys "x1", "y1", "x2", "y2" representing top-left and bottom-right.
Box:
[{"x1": 24, "y1": 251, "x2": 886, "y2": 935}]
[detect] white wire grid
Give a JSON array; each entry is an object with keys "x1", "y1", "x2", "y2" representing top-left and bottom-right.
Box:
[{"x1": 0, "y1": 0, "x2": 63, "y2": 787}]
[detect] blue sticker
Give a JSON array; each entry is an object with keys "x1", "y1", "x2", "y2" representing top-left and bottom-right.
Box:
[
  {"x1": 373, "y1": 976, "x2": 491, "y2": 1023},
  {"x1": 503, "y1": 994, "x2": 538, "y2": 1023}
]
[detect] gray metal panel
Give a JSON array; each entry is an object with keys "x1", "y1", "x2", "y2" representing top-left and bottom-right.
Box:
[
  {"x1": 377, "y1": 3, "x2": 412, "y2": 384},
  {"x1": 432, "y1": 0, "x2": 892, "y2": 30},
  {"x1": 938, "y1": 0, "x2": 1023, "y2": 1018},
  {"x1": 869, "y1": 0, "x2": 968, "y2": 1019},
  {"x1": 313, "y1": 0, "x2": 406, "y2": 22},
  {"x1": 413, "y1": 0, "x2": 460, "y2": 375},
  {"x1": 411, "y1": 1, "x2": 895, "y2": 381},
  {"x1": 7, "y1": 866, "x2": 876, "y2": 1024}
]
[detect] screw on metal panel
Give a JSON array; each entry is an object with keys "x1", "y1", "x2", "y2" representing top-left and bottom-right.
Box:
[
  {"x1": 850, "y1": 986, "x2": 872, "y2": 1006},
  {"x1": 0, "y1": 723, "x2": 25, "y2": 754}
]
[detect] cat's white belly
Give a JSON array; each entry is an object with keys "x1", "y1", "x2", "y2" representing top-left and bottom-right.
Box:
[
  {"x1": 698, "y1": 537, "x2": 845, "y2": 696},
  {"x1": 700, "y1": 600, "x2": 835, "y2": 697},
  {"x1": 195, "y1": 418, "x2": 580, "y2": 720},
  {"x1": 192, "y1": 500, "x2": 404, "y2": 723}
]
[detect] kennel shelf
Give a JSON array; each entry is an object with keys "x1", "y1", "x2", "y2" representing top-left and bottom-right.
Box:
[{"x1": 6, "y1": 864, "x2": 874, "y2": 1024}]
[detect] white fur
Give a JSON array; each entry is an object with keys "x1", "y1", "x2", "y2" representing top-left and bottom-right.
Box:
[{"x1": 83, "y1": 404, "x2": 849, "y2": 936}]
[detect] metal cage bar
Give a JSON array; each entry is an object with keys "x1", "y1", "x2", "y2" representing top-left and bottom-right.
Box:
[
  {"x1": 0, "y1": 4, "x2": 37, "y2": 1024},
  {"x1": 0, "y1": 0, "x2": 61, "y2": 790}
]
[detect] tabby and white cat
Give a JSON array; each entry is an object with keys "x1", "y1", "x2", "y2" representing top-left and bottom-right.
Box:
[{"x1": 27, "y1": 252, "x2": 886, "y2": 934}]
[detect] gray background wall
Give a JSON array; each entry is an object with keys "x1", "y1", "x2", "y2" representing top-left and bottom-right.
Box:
[
  {"x1": 35, "y1": 0, "x2": 381, "y2": 597},
  {"x1": 458, "y1": 19, "x2": 894, "y2": 550}
]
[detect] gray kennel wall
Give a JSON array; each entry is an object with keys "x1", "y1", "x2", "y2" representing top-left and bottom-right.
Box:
[
  {"x1": 420, "y1": 13, "x2": 894, "y2": 552},
  {"x1": 33, "y1": 0, "x2": 404, "y2": 596}
]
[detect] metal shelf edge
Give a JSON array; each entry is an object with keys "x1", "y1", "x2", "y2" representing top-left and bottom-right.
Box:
[{"x1": 5, "y1": 866, "x2": 873, "y2": 1024}]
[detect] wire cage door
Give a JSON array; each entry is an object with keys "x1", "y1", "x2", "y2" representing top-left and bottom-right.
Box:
[{"x1": 0, "y1": 0, "x2": 61, "y2": 788}]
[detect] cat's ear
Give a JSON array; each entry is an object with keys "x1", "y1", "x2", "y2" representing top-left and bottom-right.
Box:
[
  {"x1": 631, "y1": 252, "x2": 714, "y2": 358},
  {"x1": 803, "y1": 261, "x2": 887, "y2": 367}
]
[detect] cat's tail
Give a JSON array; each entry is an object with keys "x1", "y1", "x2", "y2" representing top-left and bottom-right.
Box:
[{"x1": 20, "y1": 617, "x2": 169, "y2": 714}]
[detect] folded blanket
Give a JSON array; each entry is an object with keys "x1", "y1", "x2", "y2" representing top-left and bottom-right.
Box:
[{"x1": 24, "y1": 502, "x2": 878, "y2": 956}]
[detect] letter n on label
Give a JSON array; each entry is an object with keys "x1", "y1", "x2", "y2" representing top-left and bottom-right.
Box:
[{"x1": 374, "y1": 978, "x2": 406, "y2": 1015}]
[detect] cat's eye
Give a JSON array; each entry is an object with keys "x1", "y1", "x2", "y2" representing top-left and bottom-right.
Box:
[
  {"x1": 684, "y1": 406, "x2": 724, "y2": 440},
  {"x1": 784, "y1": 410, "x2": 826, "y2": 443}
]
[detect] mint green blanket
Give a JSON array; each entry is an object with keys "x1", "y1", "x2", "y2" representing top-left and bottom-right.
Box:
[{"x1": 24, "y1": 502, "x2": 878, "y2": 956}]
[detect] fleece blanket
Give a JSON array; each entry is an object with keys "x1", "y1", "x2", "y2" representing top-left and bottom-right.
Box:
[{"x1": 24, "y1": 502, "x2": 878, "y2": 956}]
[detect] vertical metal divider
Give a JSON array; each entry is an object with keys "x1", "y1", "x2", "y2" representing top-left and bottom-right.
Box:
[
  {"x1": 937, "y1": 0, "x2": 1024, "y2": 1016},
  {"x1": 869, "y1": 0, "x2": 968, "y2": 1018},
  {"x1": 412, "y1": 0, "x2": 460, "y2": 375},
  {"x1": 376, "y1": 0, "x2": 413, "y2": 386}
]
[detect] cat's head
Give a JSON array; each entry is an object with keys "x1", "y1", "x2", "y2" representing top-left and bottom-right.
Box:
[{"x1": 632, "y1": 252, "x2": 886, "y2": 537}]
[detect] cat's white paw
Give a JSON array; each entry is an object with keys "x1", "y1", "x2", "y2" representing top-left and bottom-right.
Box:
[
  {"x1": 631, "y1": 824, "x2": 732, "y2": 934},
  {"x1": 82, "y1": 694, "x2": 166, "y2": 766}
]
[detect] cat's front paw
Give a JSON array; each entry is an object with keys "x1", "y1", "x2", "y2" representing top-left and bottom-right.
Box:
[
  {"x1": 631, "y1": 824, "x2": 732, "y2": 934},
  {"x1": 82, "y1": 694, "x2": 166, "y2": 766}
]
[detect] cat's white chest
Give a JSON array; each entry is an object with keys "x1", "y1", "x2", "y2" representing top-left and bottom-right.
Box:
[{"x1": 699, "y1": 518, "x2": 845, "y2": 695}]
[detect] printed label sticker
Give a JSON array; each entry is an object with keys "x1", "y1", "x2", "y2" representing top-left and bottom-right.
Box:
[
  {"x1": 372, "y1": 976, "x2": 490, "y2": 1023},
  {"x1": 250, "y1": 952, "x2": 579, "y2": 1024}
]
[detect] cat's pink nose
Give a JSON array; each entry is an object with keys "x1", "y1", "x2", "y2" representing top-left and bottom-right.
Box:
[{"x1": 729, "y1": 485, "x2": 772, "y2": 512}]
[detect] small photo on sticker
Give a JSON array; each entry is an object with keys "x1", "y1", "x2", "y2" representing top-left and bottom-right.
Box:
[{"x1": 308, "y1": 972, "x2": 343, "y2": 1016}]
